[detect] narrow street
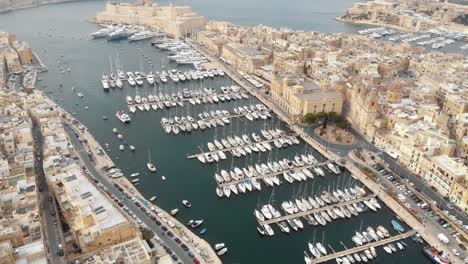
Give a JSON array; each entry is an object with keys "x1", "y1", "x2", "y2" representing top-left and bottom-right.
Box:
[{"x1": 33, "y1": 122, "x2": 66, "y2": 264}]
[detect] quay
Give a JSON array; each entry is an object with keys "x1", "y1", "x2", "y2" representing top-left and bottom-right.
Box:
[
  {"x1": 217, "y1": 161, "x2": 329, "y2": 188},
  {"x1": 310, "y1": 230, "x2": 418, "y2": 264},
  {"x1": 33, "y1": 52, "x2": 47, "y2": 72},
  {"x1": 259, "y1": 194, "x2": 376, "y2": 225},
  {"x1": 37, "y1": 95, "x2": 222, "y2": 264},
  {"x1": 187, "y1": 135, "x2": 297, "y2": 160},
  {"x1": 159, "y1": 110, "x2": 271, "y2": 132},
  {"x1": 187, "y1": 40, "x2": 463, "y2": 263}
]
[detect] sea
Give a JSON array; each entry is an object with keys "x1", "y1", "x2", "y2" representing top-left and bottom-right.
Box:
[{"x1": 0, "y1": 1, "x2": 436, "y2": 263}]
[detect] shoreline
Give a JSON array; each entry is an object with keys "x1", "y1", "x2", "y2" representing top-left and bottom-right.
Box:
[
  {"x1": 0, "y1": 0, "x2": 81, "y2": 14},
  {"x1": 334, "y1": 16, "x2": 417, "y2": 33},
  {"x1": 189, "y1": 40, "x2": 463, "y2": 264}
]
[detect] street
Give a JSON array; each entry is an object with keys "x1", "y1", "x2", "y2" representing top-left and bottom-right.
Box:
[{"x1": 33, "y1": 123, "x2": 66, "y2": 264}]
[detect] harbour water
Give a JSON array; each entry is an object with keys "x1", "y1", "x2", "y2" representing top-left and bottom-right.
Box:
[{"x1": 0, "y1": 1, "x2": 433, "y2": 263}]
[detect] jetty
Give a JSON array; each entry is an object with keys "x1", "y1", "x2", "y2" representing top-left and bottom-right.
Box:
[
  {"x1": 259, "y1": 194, "x2": 376, "y2": 225},
  {"x1": 218, "y1": 161, "x2": 329, "y2": 188},
  {"x1": 310, "y1": 230, "x2": 417, "y2": 263},
  {"x1": 187, "y1": 135, "x2": 299, "y2": 160}
]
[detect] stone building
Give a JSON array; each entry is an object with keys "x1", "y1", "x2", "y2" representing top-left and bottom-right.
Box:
[
  {"x1": 271, "y1": 76, "x2": 343, "y2": 120},
  {"x1": 96, "y1": 1, "x2": 206, "y2": 38}
]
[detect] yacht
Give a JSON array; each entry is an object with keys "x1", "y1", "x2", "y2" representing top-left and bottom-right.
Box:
[
  {"x1": 129, "y1": 31, "x2": 154, "y2": 41},
  {"x1": 147, "y1": 150, "x2": 156, "y2": 172},
  {"x1": 182, "y1": 200, "x2": 192, "y2": 208},
  {"x1": 115, "y1": 111, "x2": 131, "y2": 123}
]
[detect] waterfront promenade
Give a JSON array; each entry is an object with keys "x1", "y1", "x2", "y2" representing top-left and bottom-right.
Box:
[
  {"x1": 188, "y1": 40, "x2": 463, "y2": 264},
  {"x1": 38, "y1": 94, "x2": 221, "y2": 264}
]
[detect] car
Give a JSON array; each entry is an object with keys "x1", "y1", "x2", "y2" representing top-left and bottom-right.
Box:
[
  {"x1": 452, "y1": 249, "x2": 460, "y2": 256},
  {"x1": 188, "y1": 251, "x2": 194, "y2": 258},
  {"x1": 48, "y1": 196, "x2": 53, "y2": 201},
  {"x1": 155, "y1": 220, "x2": 161, "y2": 225},
  {"x1": 57, "y1": 249, "x2": 64, "y2": 256},
  {"x1": 167, "y1": 231, "x2": 174, "y2": 237},
  {"x1": 50, "y1": 210, "x2": 56, "y2": 216},
  {"x1": 404, "y1": 203, "x2": 412, "y2": 209},
  {"x1": 135, "y1": 202, "x2": 141, "y2": 207},
  {"x1": 171, "y1": 255, "x2": 179, "y2": 261},
  {"x1": 175, "y1": 238, "x2": 181, "y2": 244},
  {"x1": 161, "y1": 226, "x2": 168, "y2": 231},
  {"x1": 181, "y1": 244, "x2": 188, "y2": 251},
  {"x1": 193, "y1": 257, "x2": 200, "y2": 264}
]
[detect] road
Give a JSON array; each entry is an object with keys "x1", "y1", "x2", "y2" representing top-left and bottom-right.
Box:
[
  {"x1": 350, "y1": 151, "x2": 466, "y2": 261},
  {"x1": 33, "y1": 122, "x2": 66, "y2": 264},
  {"x1": 63, "y1": 125, "x2": 195, "y2": 264},
  {"x1": 379, "y1": 152, "x2": 468, "y2": 225}
]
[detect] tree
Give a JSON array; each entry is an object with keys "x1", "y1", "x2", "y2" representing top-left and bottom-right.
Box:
[
  {"x1": 335, "y1": 115, "x2": 346, "y2": 123},
  {"x1": 316, "y1": 112, "x2": 327, "y2": 119},
  {"x1": 139, "y1": 227, "x2": 154, "y2": 241},
  {"x1": 328, "y1": 111, "x2": 338, "y2": 119},
  {"x1": 304, "y1": 113, "x2": 317, "y2": 123},
  {"x1": 336, "y1": 121, "x2": 350, "y2": 130}
]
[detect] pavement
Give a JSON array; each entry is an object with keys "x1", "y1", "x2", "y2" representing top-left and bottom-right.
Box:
[
  {"x1": 33, "y1": 122, "x2": 67, "y2": 264},
  {"x1": 347, "y1": 153, "x2": 464, "y2": 264},
  {"x1": 63, "y1": 124, "x2": 207, "y2": 264},
  {"x1": 351, "y1": 151, "x2": 467, "y2": 261}
]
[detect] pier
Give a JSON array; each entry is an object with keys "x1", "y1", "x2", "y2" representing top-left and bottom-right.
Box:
[
  {"x1": 160, "y1": 109, "x2": 272, "y2": 134},
  {"x1": 128, "y1": 91, "x2": 248, "y2": 111},
  {"x1": 187, "y1": 135, "x2": 298, "y2": 160},
  {"x1": 259, "y1": 194, "x2": 376, "y2": 225},
  {"x1": 217, "y1": 161, "x2": 330, "y2": 188},
  {"x1": 310, "y1": 230, "x2": 418, "y2": 263}
]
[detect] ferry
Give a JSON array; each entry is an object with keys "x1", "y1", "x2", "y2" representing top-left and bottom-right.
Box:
[{"x1": 423, "y1": 247, "x2": 451, "y2": 264}]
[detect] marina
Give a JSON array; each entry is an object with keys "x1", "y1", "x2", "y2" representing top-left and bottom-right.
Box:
[
  {"x1": 126, "y1": 86, "x2": 249, "y2": 113},
  {"x1": 0, "y1": 2, "x2": 442, "y2": 263},
  {"x1": 159, "y1": 104, "x2": 272, "y2": 135},
  {"x1": 188, "y1": 130, "x2": 300, "y2": 163},
  {"x1": 306, "y1": 229, "x2": 418, "y2": 263},
  {"x1": 257, "y1": 193, "x2": 378, "y2": 226}
]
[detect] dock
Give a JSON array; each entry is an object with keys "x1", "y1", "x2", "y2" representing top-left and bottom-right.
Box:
[
  {"x1": 310, "y1": 230, "x2": 418, "y2": 263},
  {"x1": 218, "y1": 161, "x2": 329, "y2": 188},
  {"x1": 187, "y1": 135, "x2": 298, "y2": 160},
  {"x1": 259, "y1": 194, "x2": 376, "y2": 225},
  {"x1": 160, "y1": 110, "x2": 271, "y2": 134},
  {"x1": 129, "y1": 91, "x2": 248, "y2": 110}
]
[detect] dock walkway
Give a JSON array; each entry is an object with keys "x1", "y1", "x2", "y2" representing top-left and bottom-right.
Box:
[
  {"x1": 187, "y1": 135, "x2": 297, "y2": 159},
  {"x1": 218, "y1": 161, "x2": 329, "y2": 187},
  {"x1": 310, "y1": 230, "x2": 418, "y2": 263},
  {"x1": 259, "y1": 194, "x2": 376, "y2": 225}
]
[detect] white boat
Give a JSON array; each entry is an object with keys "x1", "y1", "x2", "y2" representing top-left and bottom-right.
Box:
[
  {"x1": 214, "y1": 243, "x2": 225, "y2": 250},
  {"x1": 149, "y1": 196, "x2": 156, "y2": 202},
  {"x1": 217, "y1": 247, "x2": 228, "y2": 256},
  {"x1": 147, "y1": 150, "x2": 156, "y2": 172},
  {"x1": 170, "y1": 208, "x2": 179, "y2": 215},
  {"x1": 182, "y1": 200, "x2": 192, "y2": 208}
]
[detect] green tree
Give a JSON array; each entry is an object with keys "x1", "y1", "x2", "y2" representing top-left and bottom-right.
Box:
[
  {"x1": 304, "y1": 113, "x2": 317, "y2": 123},
  {"x1": 316, "y1": 112, "x2": 327, "y2": 119},
  {"x1": 336, "y1": 121, "x2": 350, "y2": 129},
  {"x1": 139, "y1": 227, "x2": 154, "y2": 241},
  {"x1": 328, "y1": 111, "x2": 338, "y2": 119},
  {"x1": 335, "y1": 115, "x2": 346, "y2": 123}
]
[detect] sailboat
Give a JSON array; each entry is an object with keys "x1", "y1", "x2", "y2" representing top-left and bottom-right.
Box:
[{"x1": 147, "y1": 150, "x2": 156, "y2": 172}]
